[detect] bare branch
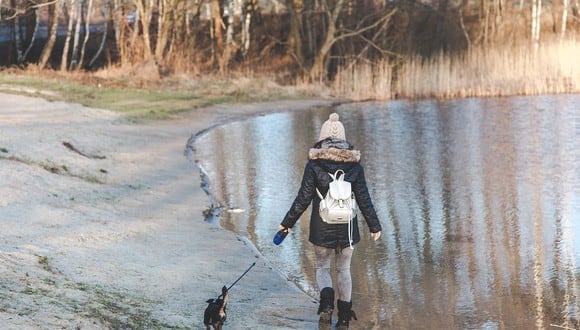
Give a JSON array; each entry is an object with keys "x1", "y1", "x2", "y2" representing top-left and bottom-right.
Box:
[
  {"x1": 335, "y1": 8, "x2": 398, "y2": 43},
  {"x1": 1, "y1": 8, "x2": 25, "y2": 20},
  {"x1": 30, "y1": 0, "x2": 59, "y2": 9}
]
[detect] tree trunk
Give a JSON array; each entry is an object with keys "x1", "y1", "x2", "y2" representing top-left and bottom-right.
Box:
[
  {"x1": 70, "y1": 0, "x2": 83, "y2": 69},
  {"x1": 61, "y1": 0, "x2": 76, "y2": 70},
  {"x1": 38, "y1": 0, "x2": 64, "y2": 68},
  {"x1": 154, "y1": 0, "x2": 165, "y2": 60},
  {"x1": 112, "y1": 0, "x2": 123, "y2": 62},
  {"x1": 129, "y1": 9, "x2": 140, "y2": 55},
  {"x1": 561, "y1": 0, "x2": 568, "y2": 40},
  {"x1": 89, "y1": 0, "x2": 108, "y2": 67},
  {"x1": 531, "y1": 0, "x2": 542, "y2": 50},
  {"x1": 309, "y1": 0, "x2": 345, "y2": 81},
  {"x1": 307, "y1": 0, "x2": 397, "y2": 81},
  {"x1": 78, "y1": 0, "x2": 94, "y2": 68},
  {"x1": 209, "y1": 0, "x2": 224, "y2": 65},
  {"x1": 284, "y1": 0, "x2": 304, "y2": 71},
  {"x1": 23, "y1": 7, "x2": 40, "y2": 61},
  {"x1": 240, "y1": 0, "x2": 255, "y2": 56},
  {"x1": 12, "y1": 0, "x2": 24, "y2": 64},
  {"x1": 154, "y1": 0, "x2": 177, "y2": 61},
  {"x1": 135, "y1": 0, "x2": 154, "y2": 59},
  {"x1": 304, "y1": 0, "x2": 315, "y2": 61},
  {"x1": 220, "y1": 0, "x2": 235, "y2": 72}
]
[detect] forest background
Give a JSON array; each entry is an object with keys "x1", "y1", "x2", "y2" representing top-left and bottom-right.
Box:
[{"x1": 0, "y1": 0, "x2": 579, "y2": 115}]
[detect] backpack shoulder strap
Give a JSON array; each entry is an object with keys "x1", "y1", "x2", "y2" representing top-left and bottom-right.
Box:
[
  {"x1": 329, "y1": 169, "x2": 345, "y2": 181},
  {"x1": 316, "y1": 188, "x2": 324, "y2": 199}
]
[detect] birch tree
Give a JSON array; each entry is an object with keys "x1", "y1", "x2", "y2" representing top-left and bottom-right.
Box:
[
  {"x1": 70, "y1": 0, "x2": 84, "y2": 69},
  {"x1": 89, "y1": 0, "x2": 108, "y2": 67},
  {"x1": 241, "y1": 0, "x2": 259, "y2": 56},
  {"x1": 22, "y1": 2, "x2": 42, "y2": 62},
  {"x1": 61, "y1": 0, "x2": 76, "y2": 70},
  {"x1": 78, "y1": 0, "x2": 94, "y2": 68},
  {"x1": 531, "y1": 0, "x2": 542, "y2": 49}
]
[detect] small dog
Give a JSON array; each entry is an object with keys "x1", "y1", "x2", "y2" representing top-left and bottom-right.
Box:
[{"x1": 203, "y1": 286, "x2": 229, "y2": 330}]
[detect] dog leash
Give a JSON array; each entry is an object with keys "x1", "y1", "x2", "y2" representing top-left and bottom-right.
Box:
[{"x1": 217, "y1": 262, "x2": 256, "y2": 299}]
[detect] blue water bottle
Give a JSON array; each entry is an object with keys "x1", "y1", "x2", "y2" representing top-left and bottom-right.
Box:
[{"x1": 273, "y1": 229, "x2": 289, "y2": 245}]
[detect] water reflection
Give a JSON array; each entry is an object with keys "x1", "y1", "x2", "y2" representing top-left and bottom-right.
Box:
[{"x1": 194, "y1": 95, "x2": 580, "y2": 329}]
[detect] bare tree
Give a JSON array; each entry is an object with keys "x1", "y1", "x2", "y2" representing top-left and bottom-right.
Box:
[
  {"x1": 22, "y1": 2, "x2": 43, "y2": 62},
  {"x1": 89, "y1": 0, "x2": 108, "y2": 67},
  {"x1": 219, "y1": 0, "x2": 237, "y2": 71},
  {"x1": 78, "y1": 0, "x2": 94, "y2": 68},
  {"x1": 307, "y1": 1, "x2": 398, "y2": 81},
  {"x1": 38, "y1": 0, "x2": 64, "y2": 68},
  {"x1": 153, "y1": 0, "x2": 167, "y2": 61},
  {"x1": 284, "y1": 0, "x2": 304, "y2": 70},
  {"x1": 209, "y1": 0, "x2": 224, "y2": 65},
  {"x1": 531, "y1": 0, "x2": 542, "y2": 49},
  {"x1": 61, "y1": 0, "x2": 76, "y2": 70},
  {"x1": 154, "y1": 0, "x2": 185, "y2": 62},
  {"x1": 134, "y1": 0, "x2": 154, "y2": 59},
  {"x1": 69, "y1": 0, "x2": 83, "y2": 68},
  {"x1": 240, "y1": 0, "x2": 259, "y2": 56}
]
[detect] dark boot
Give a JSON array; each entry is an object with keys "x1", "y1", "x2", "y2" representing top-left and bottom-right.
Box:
[
  {"x1": 336, "y1": 300, "x2": 357, "y2": 329},
  {"x1": 317, "y1": 287, "x2": 334, "y2": 328}
]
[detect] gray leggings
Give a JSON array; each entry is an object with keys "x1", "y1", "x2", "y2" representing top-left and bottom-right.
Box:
[{"x1": 314, "y1": 245, "x2": 353, "y2": 302}]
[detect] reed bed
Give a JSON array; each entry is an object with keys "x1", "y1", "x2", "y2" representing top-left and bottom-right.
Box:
[
  {"x1": 332, "y1": 60, "x2": 393, "y2": 100},
  {"x1": 333, "y1": 39, "x2": 580, "y2": 100}
]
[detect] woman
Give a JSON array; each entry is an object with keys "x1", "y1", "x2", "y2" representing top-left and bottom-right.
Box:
[{"x1": 279, "y1": 113, "x2": 382, "y2": 329}]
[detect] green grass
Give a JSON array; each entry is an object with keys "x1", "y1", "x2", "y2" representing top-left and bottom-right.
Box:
[
  {"x1": 0, "y1": 73, "x2": 231, "y2": 119},
  {"x1": 0, "y1": 70, "x2": 318, "y2": 120}
]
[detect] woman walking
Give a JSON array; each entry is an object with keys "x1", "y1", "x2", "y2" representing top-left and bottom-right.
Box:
[{"x1": 279, "y1": 113, "x2": 382, "y2": 329}]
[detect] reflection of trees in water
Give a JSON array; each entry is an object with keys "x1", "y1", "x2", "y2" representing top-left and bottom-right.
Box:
[{"x1": 196, "y1": 97, "x2": 580, "y2": 328}]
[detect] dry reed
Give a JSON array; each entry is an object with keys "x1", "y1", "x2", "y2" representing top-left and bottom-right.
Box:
[
  {"x1": 333, "y1": 60, "x2": 393, "y2": 100},
  {"x1": 333, "y1": 39, "x2": 580, "y2": 100}
]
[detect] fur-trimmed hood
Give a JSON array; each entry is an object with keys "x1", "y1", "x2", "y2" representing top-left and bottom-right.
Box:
[{"x1": 308, "y1": 137, "x2": 361, "y2": 163}]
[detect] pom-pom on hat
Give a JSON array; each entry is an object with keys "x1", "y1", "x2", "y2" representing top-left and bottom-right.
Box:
[{"x1": 319, "y1": 113, "x2": 346, "y2": 141}]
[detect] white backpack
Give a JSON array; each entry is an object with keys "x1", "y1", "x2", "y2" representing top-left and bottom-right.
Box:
[{"x1": 316, "y1": 169, "x2": 356, "y2": 224}]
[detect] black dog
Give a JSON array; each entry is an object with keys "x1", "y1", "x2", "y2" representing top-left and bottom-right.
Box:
[{"x1": 203, "y1": 286, "x2": 229, "y2": 330}]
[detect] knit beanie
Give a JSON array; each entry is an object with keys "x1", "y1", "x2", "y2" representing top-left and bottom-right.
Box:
[{"x1": 319, "y1": 113, "x2": 346, "y2": 141}]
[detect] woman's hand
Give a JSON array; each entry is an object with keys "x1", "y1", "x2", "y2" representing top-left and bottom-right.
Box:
[
  {"x1": 279, "y1": 225, "x2": 291, "y2": 232},
  {"x1": 371, "y1": 231, "x2": 381, "y2": 241}
]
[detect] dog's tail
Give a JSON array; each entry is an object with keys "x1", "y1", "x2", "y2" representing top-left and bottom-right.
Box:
[{"x1": 221, "y1": 285, "x2": 228, "y2": 306}]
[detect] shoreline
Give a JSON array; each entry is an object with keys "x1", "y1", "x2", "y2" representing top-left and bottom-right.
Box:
[{"x1": 0, "y1": 93, "x2": 336, "y2": 329}]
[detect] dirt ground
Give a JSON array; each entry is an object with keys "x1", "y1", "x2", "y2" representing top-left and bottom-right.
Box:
[{"x1": 0, "y1": 93, "x2": 336, "y2": 329}]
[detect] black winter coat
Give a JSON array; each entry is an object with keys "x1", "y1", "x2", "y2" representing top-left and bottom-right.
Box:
[{"x1": 281, "y1": 138, "x2": 382, "y2": 249}]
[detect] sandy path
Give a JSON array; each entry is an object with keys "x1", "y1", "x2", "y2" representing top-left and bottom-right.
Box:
[{"x1": 0, "y1": 93, "x2": 335, "y2": 329}]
